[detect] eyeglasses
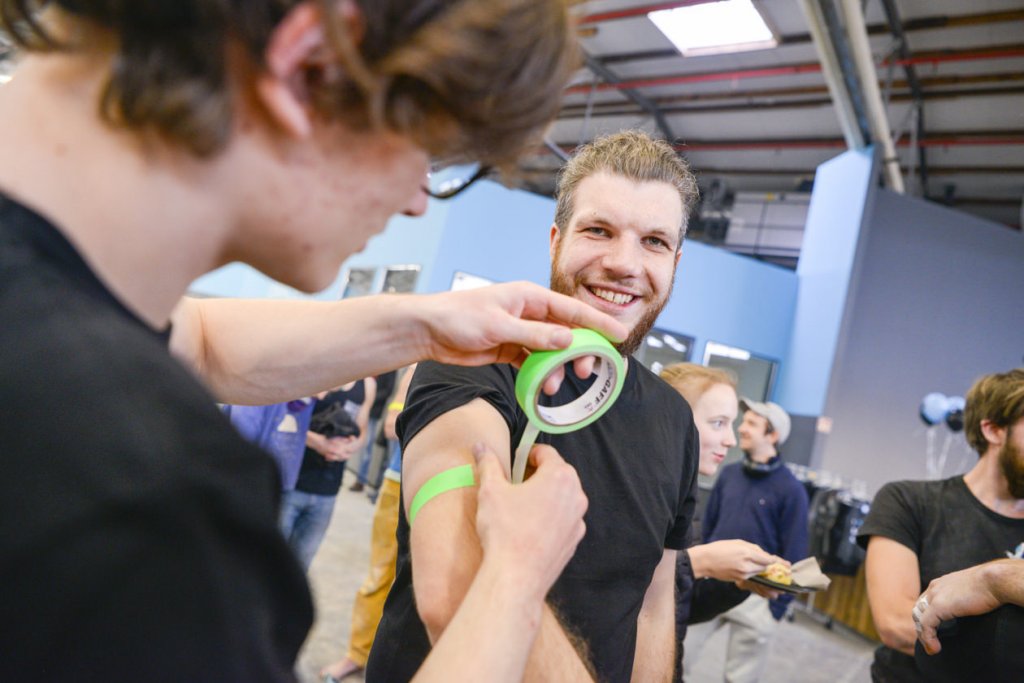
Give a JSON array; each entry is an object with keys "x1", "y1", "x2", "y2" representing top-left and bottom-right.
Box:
[{"x1": 424, "y1": 162, "x2": 492, "y2": 200}]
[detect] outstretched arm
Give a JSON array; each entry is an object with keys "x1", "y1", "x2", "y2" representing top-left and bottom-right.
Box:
[
  {"x1": 384, "y1": 366, "x2": 416, "y2": 441},
  {"x1": 404, "y1": 399, "x2": 594, "y2": 681},
  {"x1": 351, "y1": 377, "x2": 376, "y2": 452},
  {"x1": 169, "y1": 283, "x2": 626, "y2": 404},
  {"x1": 915, "y1": 558, "x2": 1024, "y2": 655},
  {"x1": 865, "y1": 536, "x2": 921, "y2": 655},
  {"x1": 412, "y1": 445, "x2": 588, "y2": 683},
  {"x1": 687, "y1": 540, "x2": 779, "y2": 582}
]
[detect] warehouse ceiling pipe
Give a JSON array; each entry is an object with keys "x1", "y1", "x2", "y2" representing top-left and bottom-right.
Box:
[{"x1": 841, "y1": 0, "x2": 905, "y2": 192}]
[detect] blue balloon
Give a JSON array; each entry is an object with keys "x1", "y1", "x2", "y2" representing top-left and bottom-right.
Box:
[
  {"x1": 920, "y1": 392, "x2": 949, "y2": 426},
  {"x1": 946, "y1": 408, "x2": 965, "y2": 432},
  {"x1": 946, "y1": 396, "x2": 966, "y2": 413}
]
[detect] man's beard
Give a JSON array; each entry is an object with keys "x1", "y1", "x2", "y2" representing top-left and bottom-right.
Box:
[
  {"x1": 998, "y1": 428, "x2": 1024, "y2": 499},
  {"x1": 549, "y1": 258, "x2": 673, "y2": 357}
]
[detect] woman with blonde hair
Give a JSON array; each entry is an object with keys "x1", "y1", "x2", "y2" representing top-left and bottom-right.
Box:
[{"x1": 659, "y1": 363, "x2": 785, "y2": 677}]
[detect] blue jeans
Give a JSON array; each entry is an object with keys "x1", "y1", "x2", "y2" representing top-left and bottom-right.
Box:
[
  {"x1": 355, "y1": 417, "x2": 380, "y2": 485},
  {"x1": 279, "y1": 489, "x2": 337, "y2": 571}
]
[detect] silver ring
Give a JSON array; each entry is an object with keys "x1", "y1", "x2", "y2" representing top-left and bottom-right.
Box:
[{"x1": 911, "y1": 595, "x2": 928, "y2": 634}]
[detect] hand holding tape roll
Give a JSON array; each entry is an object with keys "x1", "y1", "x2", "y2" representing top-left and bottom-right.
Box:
[
  {"x1": 512, "y1": 328, "x2": 625, "y2": 483},
  {"x1": 408, "y1": 328, "x2": 624, "y2": 526}
]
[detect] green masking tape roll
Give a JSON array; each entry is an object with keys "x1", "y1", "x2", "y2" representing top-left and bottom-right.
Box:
[{"x1": 511, "y1": 328, "x2": 625, "y2": 483}]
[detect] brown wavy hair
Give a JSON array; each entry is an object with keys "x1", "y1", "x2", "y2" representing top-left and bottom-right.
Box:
[
  {"x1": 0, "y1": 0, "x2": 578, "y2": 166},
  {"x1": 964, "y1": 368, "x2": 1024, "y2": 455}
]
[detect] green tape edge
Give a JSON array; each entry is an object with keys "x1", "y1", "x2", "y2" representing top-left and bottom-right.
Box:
[
  {"x1": 514, "y1": 328, "x2": 625, "y2": 435},
  {"x1": 408, "y1": 463, "x2": 476, "y2": 526}
]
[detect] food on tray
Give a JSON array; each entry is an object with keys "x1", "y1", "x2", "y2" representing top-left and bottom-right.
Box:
[{"x1": 759, "y1": 562, "x2": 792, "y2": 586}]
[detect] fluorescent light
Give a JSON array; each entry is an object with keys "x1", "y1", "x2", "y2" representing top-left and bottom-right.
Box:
[
  {"x1": 663, "y1": 335, "x2": 688, "y2": 353},
  {"x1": 0, "y1": 74, "x2": 11, "y2": 85},
  {"x1": 649, "y1": 0, "x2": 777, "y2": 57},
  {"x1": 645, "y1": 335, "x2": 665, "y2": 348},
  {"x1": 705, "y1": 342, "x2": 751, "y2": 361}
]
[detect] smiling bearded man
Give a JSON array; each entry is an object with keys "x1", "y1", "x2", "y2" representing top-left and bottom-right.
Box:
[
  {"x1": 549, "y1": 132, "x2": 690, "y2": 356},
  {"x1": 367, "y1": 130, "x2": 704, "y2": 683}
]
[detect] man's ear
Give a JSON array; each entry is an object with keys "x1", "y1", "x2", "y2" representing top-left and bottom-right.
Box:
[
  {"x1": 255, "y1": 0, "x2": 363, "y2": 139},
  {"x1": 549, "y1": 223, "x2": 561, "y2": 261},
  {"x1": 980, "y1": 419, "x2": 1007, "y2": 450}
]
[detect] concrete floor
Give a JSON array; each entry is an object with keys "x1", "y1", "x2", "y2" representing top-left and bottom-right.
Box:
[
  {"x1": 296, "y1": 479, "x2": 374, "y2": 683},
  {"x1": 292, "y1": 476, "x2": 876, "y2": 683}
]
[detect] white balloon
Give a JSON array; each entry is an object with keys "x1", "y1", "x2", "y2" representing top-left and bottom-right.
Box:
[{"x1": 920, "y1": 392, "x2": 950, "y2": 426}]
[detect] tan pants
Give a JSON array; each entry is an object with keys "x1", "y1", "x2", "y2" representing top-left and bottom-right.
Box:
[
  {"x1": 682, "y1": 593, "x2": 778, "y2": 683},
  {"x1": 347, "y1": 477, "x2": 401, "y2": 666}
]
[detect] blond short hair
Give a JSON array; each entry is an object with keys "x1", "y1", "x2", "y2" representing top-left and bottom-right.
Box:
[
  {"x1": 553, "y1": 130, "x2": 699, "y2": 244},
  {"x1": 659, "y1": 363, "x2": 736, "y2": 407}
]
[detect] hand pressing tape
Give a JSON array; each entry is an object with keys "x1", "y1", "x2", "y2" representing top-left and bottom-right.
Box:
[
  {"x1": 511, "y1": 328, "x2": 625, "y2": 483},
  {"x1": 406, "y1": 329, "x2": 625, "y2": 525}
]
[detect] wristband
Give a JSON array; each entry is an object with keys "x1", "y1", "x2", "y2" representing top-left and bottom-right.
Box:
[
  {"x1": 511, "y1": 328, "x2": 625, "y2": 483},
  {"x1": 408, "y1": 463, "x2": 476, "y2": 526},
  {"x1": 388, "y1": 402, "x2": 405, "y2": 411}
]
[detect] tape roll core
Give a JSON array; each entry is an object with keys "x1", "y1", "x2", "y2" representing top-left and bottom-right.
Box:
[{"x1": 511, "y1": 328, "x2": 625, "y2": 482}]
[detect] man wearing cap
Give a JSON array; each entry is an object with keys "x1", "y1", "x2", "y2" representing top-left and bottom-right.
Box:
[{"x1": 682, "y1": 399, "x2": 809, "y2": 683}]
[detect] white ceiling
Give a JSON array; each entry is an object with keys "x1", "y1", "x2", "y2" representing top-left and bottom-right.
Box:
[{"x1": 531, "y1": 0, "x2": 1024, "y2": 237}]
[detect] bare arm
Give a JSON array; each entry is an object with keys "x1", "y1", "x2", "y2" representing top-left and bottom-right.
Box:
[
  {"x1": 351, "y1": 377, "x2": 376, "y2": 452},
  {"x1": 687, "y1": 540, "x2": 778, "y2": 582},
  {"x1": 630, "y1": 549, "x2": 677, "y2": 683},
  {"x1": 404, "y1": 400, "x2": 594, "y2": 682},
  {"x1": 412, "y1": 445, "x2": 587, "y2": 683},
  {"x1": 384, "y1": 366, "x2": 416, "y2": 442},
  {"x1": 915, "y1": 558, "x2": 1024, "y2": 655},
  {"x1": 865, "y1": 536, "x2": 921, "y2": 655},
  {"x1": 169, "y1": 283, "x2": 627, "y2": 405}
]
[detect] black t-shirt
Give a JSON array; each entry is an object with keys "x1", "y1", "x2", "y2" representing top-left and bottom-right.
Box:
[
  {"x1": 857, "y1": 476, "x2": 1024, "y2": 683},
  {"x1": 294, "y1": 382, "x2": 366, "y2": 495},
  {"x1": 366, "y1": 359, "x2": 699, "y2": 683},
  {"x1": 0, "y1": 194, "x2": 313, "y2": 681}
]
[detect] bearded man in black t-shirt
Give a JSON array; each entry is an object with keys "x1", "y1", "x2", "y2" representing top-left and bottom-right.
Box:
[
  {"x1": 366, "y1": 131, "x2": 702, "y2": 683},
  {"x1": 859, "y1": 368, "x2": 1024, "y2": 683}
]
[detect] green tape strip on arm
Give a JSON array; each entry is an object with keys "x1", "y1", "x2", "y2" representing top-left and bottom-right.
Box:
[{"x1": 407, "y1": 464, "x2": 476, "y2": 526}]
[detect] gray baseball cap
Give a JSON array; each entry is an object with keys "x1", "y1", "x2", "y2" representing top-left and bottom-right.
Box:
[{"x1": 739, "y1": 398, "x2": 791, "y2": 446}]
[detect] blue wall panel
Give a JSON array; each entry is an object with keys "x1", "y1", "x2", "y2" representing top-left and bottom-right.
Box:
[{"x1": 775, "y1": 148, "x2": 877, "y2": 414}]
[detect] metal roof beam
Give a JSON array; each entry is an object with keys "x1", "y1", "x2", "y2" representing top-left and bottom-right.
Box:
[
  {"x1": 879, "y1": 0, "x2": 928, "y2": 193},
  {"x1": 563, "y1": 45, "x2": 1024, "y2": 95},
  {"x1": 596, "y1": 9, "x2": 1024, "y2": 66},
  {"x1": 798, "y1": 0, "x2": 870, "y2": 149},
  {"x1": 583, "y1": 52, "x2": 676, "y2": 141}
]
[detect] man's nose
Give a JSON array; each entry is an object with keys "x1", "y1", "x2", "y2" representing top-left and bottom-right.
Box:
[{"x1": 599, "y1": 239, "x2": 643, "y2": 278}]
